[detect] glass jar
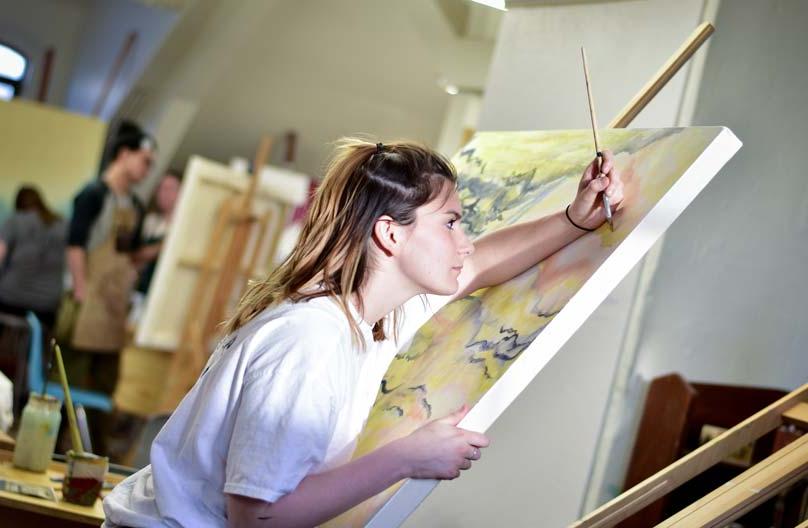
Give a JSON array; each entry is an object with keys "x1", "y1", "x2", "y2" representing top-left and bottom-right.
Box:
[{"x1": 13, "y1": 393, "x2": 62, "y2": 472}]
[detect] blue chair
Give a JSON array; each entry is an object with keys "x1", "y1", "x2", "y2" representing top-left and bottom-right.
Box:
[{"x1": 26, "y1": 311, "x2": 113, "y2": 412}]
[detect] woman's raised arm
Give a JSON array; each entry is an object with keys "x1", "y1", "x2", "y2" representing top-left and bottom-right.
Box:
[{"x1": 454, "y1": 150, "x2": 624, "y2": 299}]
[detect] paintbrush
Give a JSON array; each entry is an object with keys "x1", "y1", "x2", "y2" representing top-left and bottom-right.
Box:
[
  {"x1": 52, "y1": 339, "x2": 84, "y2": 455},
  {"x1": 581, "y1": 46, "x2": 614, "y2": 231}
]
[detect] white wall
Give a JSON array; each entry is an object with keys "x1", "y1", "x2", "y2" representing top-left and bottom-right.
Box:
[
  {"x1": 119, "y1": 0, "x2": 286, "y2": 201},
  {"x1": 582, "y1": 0, "x2": 808, "y2": 515},
  {"x1": 121, "y1": 0, "x2": 496, "y2": 184},
  {"x1": 633, "y1": 0, "x2": 808, "y2": 388},
  {"x1": 436, "y1": 93, "x2": 482, "y2": 157},
  {"x1": 0, "y1": 0, "x2": 88, "y2": 105},
  {"x1": 168, "y1": 0, "x2": 479, "y2": 179},
  {"x1": 405, "y1": 2, "x2": 706, "y2": 526},
  {"x1": 63, "y1": 0, "x2": 178, "y2": 120}
]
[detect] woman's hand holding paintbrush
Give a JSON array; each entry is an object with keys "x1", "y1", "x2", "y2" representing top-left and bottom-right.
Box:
[
  {"x1": 574, "y1": 46, "x2": 623, "y2": 231},
  {"x1": 566, "y1": 149, "x2": 624, "y2": 231}
]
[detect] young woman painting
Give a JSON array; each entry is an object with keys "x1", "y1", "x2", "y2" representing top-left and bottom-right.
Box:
[{"x1": 104, "y1": 139, "x2": 623, "y2": 527}]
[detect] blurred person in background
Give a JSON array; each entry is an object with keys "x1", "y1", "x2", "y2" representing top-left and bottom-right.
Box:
[
  {"x1": 0, "y1": 186, "x2": 67, "y2": 328},
  {"x1": 62, "y1": 120, "x2": 155, "y2": 455},
  {"x1": 128, "y1": 169, "x2": 182, "y2": 325}
]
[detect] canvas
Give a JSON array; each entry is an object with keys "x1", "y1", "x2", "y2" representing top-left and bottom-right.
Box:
[
  {"x1": 135, "y1": 156, "x2": 307, "y2": 350},
  {"x1": 324, "y1": 126, "x2": 741, "y2": 527}
]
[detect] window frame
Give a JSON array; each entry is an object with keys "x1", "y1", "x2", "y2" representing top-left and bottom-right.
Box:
[{"x1": 0, "y1": 40, "x2": 29, "y2": 98}]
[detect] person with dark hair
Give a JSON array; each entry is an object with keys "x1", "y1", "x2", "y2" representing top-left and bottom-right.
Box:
[
  {"x1": 0, "y1": 186, "x2": 67, "y2": 327},
  {"x1": 64, "y1": 120, "x2": 156, "y2": 451}
]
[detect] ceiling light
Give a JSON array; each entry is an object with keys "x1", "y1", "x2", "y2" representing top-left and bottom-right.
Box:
[{"x1": 469, "y1": 0, "x2": 507, "y2": 11}]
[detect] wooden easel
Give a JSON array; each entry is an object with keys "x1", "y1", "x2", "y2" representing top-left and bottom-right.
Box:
[
  {"x1": 159, "y1": 137, "x2": 278, "y2": 412},
  {"x1": 571, "y1": 384, "x2": 808, "y2": 527}
]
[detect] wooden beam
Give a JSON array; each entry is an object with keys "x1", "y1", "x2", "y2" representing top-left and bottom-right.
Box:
[
  {"x1": 284, "y1": 130, "x2": 297, "y2": 163},
  {"x1": 36, "y1": 48, "x2": 54, "y2": 102},
  {"x1": 570, "y1": 382, "x2": 808, "y2": 528},
  {"x1": 240, "y1": 210, "x2": 272, "y2": 296},
  {"x1": 242, "y1": 136, "x2": 273, "y2": 211},
  {"x1": 609, "y1": 22, "x2": 714, "y2": 128},
  {"x1": 655, "y1": 432, "x2": 808, "y2": 527},
  {"x1": 783, "y1": 402, "x2": 808, "y2": 429},
  {"x1": 93, "y1": 32, "x2": 137, "y2": 116}
]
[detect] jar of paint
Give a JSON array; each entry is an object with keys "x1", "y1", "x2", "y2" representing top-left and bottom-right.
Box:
[
  {"x1": 63, "y1": 450, "x2": 108, "y2": 505},
  {"x1": 12, "y1": 393, "x2": 62, "y2": 472}
]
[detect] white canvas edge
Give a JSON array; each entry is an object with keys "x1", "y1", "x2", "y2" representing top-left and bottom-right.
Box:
[{"x1": 366, "y1": 127, "x2": 742, "y2": 528}]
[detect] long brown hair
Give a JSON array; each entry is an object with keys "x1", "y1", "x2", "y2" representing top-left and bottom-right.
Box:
[
  {"x1": 224, "y1": 138, "x2": 457, "y2": 347},
  {"x1": 15, "y1": 186, "x2": 60, "y2": 225}
]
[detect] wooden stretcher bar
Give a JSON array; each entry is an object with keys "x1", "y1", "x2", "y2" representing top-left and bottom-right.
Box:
[
  {"x1": 571, "y1": 382, "x2": 808, "y2": 528},
  {"x1": 655, "y1": 431, "x2": 808, "y2": 527}
]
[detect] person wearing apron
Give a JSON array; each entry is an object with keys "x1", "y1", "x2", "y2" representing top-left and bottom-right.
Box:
[{"x1": 65, "y1": 122, "x2": 155, "y2": 455}]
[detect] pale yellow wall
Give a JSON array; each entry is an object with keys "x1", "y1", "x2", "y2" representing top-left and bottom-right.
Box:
[{"x1": 0, "y1": 99, "x2": 106, "y2": 221}]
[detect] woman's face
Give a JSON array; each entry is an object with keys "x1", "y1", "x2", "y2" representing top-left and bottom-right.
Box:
[
  {"x1": 156, "y1": 175, "x2": 181, "y2": 214},
  {"x1": 398, "y1": 181, "x2": 474, "y2": 295}
]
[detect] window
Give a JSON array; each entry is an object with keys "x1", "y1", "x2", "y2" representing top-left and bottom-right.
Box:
[{"x1": 0, "y1": 42, "x2": 27, "y2": 101}]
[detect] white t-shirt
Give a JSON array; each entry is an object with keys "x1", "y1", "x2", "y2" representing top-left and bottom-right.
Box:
[{"x1": 103, "y1": 293, "x2": 447, "y2": 527}]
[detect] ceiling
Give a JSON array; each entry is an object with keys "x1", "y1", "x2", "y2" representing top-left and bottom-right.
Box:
[{"x1": 124, "y1": 0, "x2": 502, "y2": 178}]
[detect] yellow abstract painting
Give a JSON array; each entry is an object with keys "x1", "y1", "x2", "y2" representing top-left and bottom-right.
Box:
[{"x1": 327, "y1": 127, "x2": 739, "y2": 527}]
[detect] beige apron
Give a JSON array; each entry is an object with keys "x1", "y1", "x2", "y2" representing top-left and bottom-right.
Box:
[{"x1": 71, "y1": 207, "x2": 137, "y2": 352}]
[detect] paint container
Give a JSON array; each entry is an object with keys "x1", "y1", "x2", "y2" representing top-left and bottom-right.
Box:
[
  {"x1": 13, "y1": 393, "x2": 62, "y2": 472},
  {"x1": 62, "y1": 450, "x2": 108, "y2": 506}
]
